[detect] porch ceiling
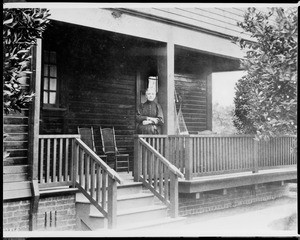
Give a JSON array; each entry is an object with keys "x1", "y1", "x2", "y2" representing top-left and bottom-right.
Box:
[{"x1": 48, "y1": 8, "x2": 245, "y2": 60}]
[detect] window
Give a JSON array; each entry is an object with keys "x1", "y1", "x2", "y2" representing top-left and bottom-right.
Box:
[{"x1": 42, "y1": 50, "x2": 58, "y2": 107}]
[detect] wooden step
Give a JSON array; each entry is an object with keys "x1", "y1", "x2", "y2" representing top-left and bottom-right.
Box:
[
  {"x1": 77, "y1": 192, "x2": 155, "y2": 210},
  {"x1": 76, "y1": 202, "x2": 105, "y2": 230},
  {"x1": 117, "y1": 182, "x2": 144, "y2": 196},
  {"x1": 89, "y1": 205, "x2": 168, "y2": 227},
  {"x1": 90, "y1": 192, "x2": 155, "y2": 212}
]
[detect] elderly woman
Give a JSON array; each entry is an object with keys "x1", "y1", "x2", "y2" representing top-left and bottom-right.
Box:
[{"x1": 136, "y1": 88, "x2": 164, "y2": 134}]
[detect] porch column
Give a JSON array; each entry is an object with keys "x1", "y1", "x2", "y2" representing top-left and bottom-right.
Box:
[
  {"x1": 157, "y1": 42, "x2": 175, "y2": 135},
  {"x1": 28, "y1": 38, "x2": 42, "y2": 230}
]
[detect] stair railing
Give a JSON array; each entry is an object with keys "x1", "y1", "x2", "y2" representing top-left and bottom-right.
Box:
[
  {"x1": 73, "y1": 138, "x2": 123, "y2": 229},
  {"x1": 135, "y1": 137, "x2": 184, "y2": 218}
]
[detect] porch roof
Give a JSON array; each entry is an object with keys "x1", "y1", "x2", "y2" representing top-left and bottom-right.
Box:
[{"x1": 48, "y1": 8, "x2": 245, "y2": 60}]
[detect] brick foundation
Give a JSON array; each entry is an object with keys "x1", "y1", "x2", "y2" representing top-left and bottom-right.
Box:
[
  {"x1": 3, "y1": 193, "x2": 77, "y2": 231},
  {"x1": 178, "y1": 182, "x2": 289, "y2": 216}
]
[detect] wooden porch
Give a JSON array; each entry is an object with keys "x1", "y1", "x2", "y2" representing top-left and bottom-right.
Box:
[{"x1": 29, "y1": 133, "x2": 296, "y2": 229}]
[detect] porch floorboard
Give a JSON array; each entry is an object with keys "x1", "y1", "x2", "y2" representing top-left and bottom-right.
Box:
[{"x1": 178, "y1": 167, "x2": 297, "y2": 193}]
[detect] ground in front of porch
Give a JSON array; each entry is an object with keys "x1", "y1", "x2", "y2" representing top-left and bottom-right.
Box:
[{"x1": 122, "y1": 183, "x2": 297, "y2": 237}]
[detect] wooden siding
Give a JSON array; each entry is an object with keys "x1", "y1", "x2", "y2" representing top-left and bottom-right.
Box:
[
  {"x1": 67, "y1": 74, "x2": 136, "y2": 157},
  {"x1": 40, "y1": 22, "x2": 141, "y2": 168},
  {"x1": 175, "y1": 74, "x2": 207, "y2": 134},
  {"x1": 124, "y1": 7, "x2": 277, "y2": 42},
  {"x1": 3, "y1": 111, "x2": 29, "y2": 167},
  {"x1": 125, "y1": 8, "x2": 251, "y2": 41}
]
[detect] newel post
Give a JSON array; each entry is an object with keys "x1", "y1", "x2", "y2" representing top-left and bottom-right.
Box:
[
  {"x1": 107, "y1": 177, "x2": 117, "y2": 229},
  {"x1": 185, "y1": 136, "x2": 193, "y2": 180},
  {"x1": 170, "y1": 173, "x2": 178, "y2": 218},
  {"x1": 71, "y1": 139, "x2": 78, "y2": 187},
  {"x1": 134, "y1": 135, "x2": 142, "y2": 181}
]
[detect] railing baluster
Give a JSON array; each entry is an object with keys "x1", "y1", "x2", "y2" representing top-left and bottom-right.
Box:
[
  {"x1": 142, "y1": 146, "x2": 147, "y2": 180},
  {"x1": 59, "y1": 138, "x2": 63, "y2": 182},
  {"x1": 65, "y1": 138, "x2": 69, "y2": 181},
  {"x1": 80, "y1": 148, "x2": 84, "y2": 185},
  {"x1": 102, "y1": 171, "x2": 107, "y2": 210},
  {"x1": 39, "y1": 139, "x2": 44, "y2": 183},
  {"x1": 96, "y1": 165, "x2": 101, "y2": 203},
  {"x1": 194, "y1": 138, "x2": 197, "y2": 173},
  {"x1": 159, "y1": 161, "x2": 163, "y2": 195},
  {"x1": 46, "y1": 138, "x2": 51, "y2": 183},
  {"x1": 216, "y1": 138, "x2": 219, "y2": 172},
  {"x1": 163, "y1": 166, "x2": 169, "y2": 201},
  {"x1": 200, "y1": 137, "x2": 204, "y2": 173},
  {"x1": 90, "y1": 160, "x2": 95, "y2": 199},
  {"x1": 85, "y1": 155, "x2": 90, "y2": 192},
  {"x1": 53, "y1": 138, "x2": 57, "y2": 182},
  {"x1": 154, "y1": 156, "x2": 158, "y2": 191},
  {"x1": 148, "y1": 152, "x2": 153, "y2": 185}
]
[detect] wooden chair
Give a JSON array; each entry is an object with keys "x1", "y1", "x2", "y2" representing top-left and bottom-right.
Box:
[
  {"x1": 100, "y1": 126, "x2": 130, "y2": 172},
  {"x1": 77, "y1": 127, "x2": 107, "y2": 162}
]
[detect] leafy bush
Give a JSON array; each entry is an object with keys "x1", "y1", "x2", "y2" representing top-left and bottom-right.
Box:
[
  {"x1": 233, "y1": 7, "x2": 297, "y2": 140},
  {"x1": 3, "y1": 8, "x2": 50, "y2": 114}
]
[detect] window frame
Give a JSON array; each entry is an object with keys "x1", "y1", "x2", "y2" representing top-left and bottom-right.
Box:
[{"x1": 42, "y1": 50, "x2": 59, "y2": 108}]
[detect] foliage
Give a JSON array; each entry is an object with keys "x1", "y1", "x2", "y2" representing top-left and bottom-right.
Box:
[
  {"x1": 3, "y1": 8, "x2": 50, "y2": 114},
  {"x1": 212, "y1": 103, "x2": 237, "y2": 134},
  {"x1": 233, "y1": 7, "x2": 297, "y2": 140}
]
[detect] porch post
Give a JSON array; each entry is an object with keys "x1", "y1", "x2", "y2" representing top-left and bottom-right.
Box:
[
  {"x1": 28, "y1": 38, "x2": 42, "y2": 230},
  {"x1": 133, "y1": 135, "x2": 142, "y2": 182},
  {"x1": 157, "y1": 41, "x2": 175, "y2": 135},
  {"x1": 107, "y1": 177, "x2": 117, "y2": 229}
]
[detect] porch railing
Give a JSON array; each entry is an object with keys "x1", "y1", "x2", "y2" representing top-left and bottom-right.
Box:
[
  {"x1": 134, "y1": 137, "x2": 184, "y2": 218},
  {"x1": 38, "y1": 134, "x2": 80, "y2": 188},
  {"x1": 38, "y1": 134, "x2": 123, "y2": 229},
  {"x1": 136, "y1": 134, "x2": 297, "y2": 180}
]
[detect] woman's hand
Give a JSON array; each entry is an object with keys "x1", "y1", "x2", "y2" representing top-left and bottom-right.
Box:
[
  {"x1": 147, "y1": 117, "x2": 158, "y2": 124},
  {"x1": 142, "y1": 120, "x2": 152, "y2": 125}
]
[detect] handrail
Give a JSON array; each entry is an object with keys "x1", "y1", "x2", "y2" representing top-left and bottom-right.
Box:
[
  {"x1": 39, "y1": 134, "x2": 81, "y2": 139},
  {"x1": 135, "y1": 136, "x2": 184, "y2": 218},
  {"x1": 75, "y1": 138, "x2": 123, "y2": 184},
  {"x1": 139, "y1": 138, "x2": 184, "y2": 179},
  {"x1": 37, "y1": 134, "x2": 122, "y2": 229},
  {"x1": 73, "y1": 137, "x2": 122, "y2": 228}
]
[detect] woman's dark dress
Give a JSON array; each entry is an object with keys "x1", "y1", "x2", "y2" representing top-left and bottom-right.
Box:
[{"x1": 136, "y1": 100, "x2": 164, "y2": 134}]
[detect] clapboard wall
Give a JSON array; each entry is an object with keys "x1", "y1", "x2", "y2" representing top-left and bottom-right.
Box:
[
  {"x1": 122, "y1": 8, "x2": 252, "y2": 40},
  {"x1": 3, "y1": 110, "x2": 29, "y2": 167},
  {"x1": 40, "y1": 21, "x2": 141, "y2": 167},
  {"x1": 175, "y1": 73, "x2": 208, "y2": 134},
  {"x1": 3, "y1": 76, "x2": 31, "y2": 199}
]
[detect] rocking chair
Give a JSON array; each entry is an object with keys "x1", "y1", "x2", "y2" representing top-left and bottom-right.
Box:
[
  {"x1": 77, "y1": 127, "x2": 107, "y2": 162},
  {"x1": 100, "y1": 126, "x2": 130, "y2": 172}
]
